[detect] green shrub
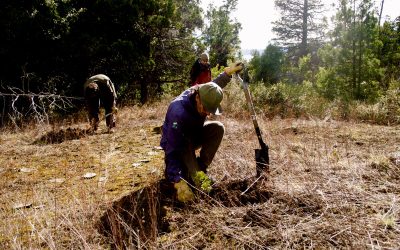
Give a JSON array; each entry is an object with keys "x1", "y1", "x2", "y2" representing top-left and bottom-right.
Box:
[
  {"x1": 351, "y1": 80, "x2": 400, "y2": 124},
  {"x1": 161, "y1": 73, "x2": 399, "y2": 125},
  {"x1": 161, "y1": 82, "x2": 187, "y2": 100},
  {"x1": 248, "y1": 81, "x2": 331, "y2": 119}
]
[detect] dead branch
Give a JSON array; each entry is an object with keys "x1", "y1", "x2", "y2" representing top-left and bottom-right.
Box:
[{"x1": 0, "y1": 87, "x2": 84, "y2": 128}]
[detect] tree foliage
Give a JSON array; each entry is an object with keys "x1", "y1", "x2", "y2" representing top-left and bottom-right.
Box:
[
  {"x1": 203, "y1": 0, "x2": 241, "y2": 67},
  {"x1": 379, "y1": 17, "x2": 400, "y2": 87},
  {"x1": 0, "y1": 0, "x2": 399, "y2": 126},
  {"x1": 273, "y1": 0, "x2": 327, "y2": 59},
  {"x1": 0, "y1": 0, "x2": 203, "y2": 111},
  {"x1": 317, "y1": 0, "x2": 384, "y2": 101},
  {"x1": 249, "y1": 44, "x2": 284, "y2": 84}
]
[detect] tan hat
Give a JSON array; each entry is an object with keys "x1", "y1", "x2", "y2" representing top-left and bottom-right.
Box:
[{"x1": 199, "y1": 82, "x2": 223, "y2": 115}]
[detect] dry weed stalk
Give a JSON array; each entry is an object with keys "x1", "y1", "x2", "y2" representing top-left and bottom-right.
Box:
[
  {"x1": 0, "y1": 102, "x2": 399, "y2": 249},
  {"x1": 1, "y1": 87, "x2": 80, "y2": 128}
]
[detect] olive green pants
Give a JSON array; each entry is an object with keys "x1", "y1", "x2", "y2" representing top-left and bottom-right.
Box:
[{"x1": 181, "y1": 121, "x2": 225, "y2": 180}]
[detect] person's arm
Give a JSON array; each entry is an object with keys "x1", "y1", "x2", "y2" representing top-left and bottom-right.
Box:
[
  {"x1": 212, "y1": 72, "x2": 232, "y2": 89},
  {"x1": 108, "y1": 80, "x2": 117, "y2": 100},
  {"x1": 163, "y1": 108, "x2": 188, "y2": 182},
  {"x1": 212, "y1": 62, "x2": 243, "y2": 88}
]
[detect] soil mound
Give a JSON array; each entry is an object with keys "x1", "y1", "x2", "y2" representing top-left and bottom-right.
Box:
[
  {"x1": 98, "y1": 178, "x2": 271, "y2": 248},
  {"x1": 33, "y1": 127, "x2": 91, "y2": 144},
  {"x1": 210, "y1": 177, "x2": 272, "y2": 206}
]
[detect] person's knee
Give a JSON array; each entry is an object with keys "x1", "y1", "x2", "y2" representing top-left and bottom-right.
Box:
[
  {"x1": 206, "y1": 121, "x2": 225, "y2": 137},
  {"x1": 215, "y1": 121, "x2": 225, "y2": 133}
]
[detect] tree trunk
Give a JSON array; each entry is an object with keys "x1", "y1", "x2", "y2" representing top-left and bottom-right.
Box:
[
  {"x1": 301, "y1": 0, "x2": 309, "y2": 57},
  {"x1": 351, "y1": 0, "x2": 357, "y2": 98},
  {"x1": 140, "y1": 81, "x2": 148, "y2": 104},
  {"x1": 378, "y1": 0, "x2": 385, "y2": 27}
]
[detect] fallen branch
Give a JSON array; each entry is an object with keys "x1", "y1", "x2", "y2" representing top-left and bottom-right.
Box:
[{"x1": 0, "y1": 87, "x2": 84, "y2": 127}]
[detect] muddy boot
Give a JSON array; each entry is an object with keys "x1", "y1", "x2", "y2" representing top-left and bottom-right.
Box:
[{"x1": 106, "y1": 114, "x2": 116, "y2": 133}]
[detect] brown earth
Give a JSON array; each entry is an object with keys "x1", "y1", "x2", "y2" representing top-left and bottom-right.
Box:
[{"x1": 0, "y1": 103, "x2": 399, "y2": 249}]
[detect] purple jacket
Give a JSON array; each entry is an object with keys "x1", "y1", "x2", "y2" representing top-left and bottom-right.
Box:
[{"x1": 160, "y1": 72, "x2": 232, "y2": 182}]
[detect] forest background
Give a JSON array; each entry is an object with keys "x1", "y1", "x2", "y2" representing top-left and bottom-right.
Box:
[{"x1": 0, "y1": 0, "x2": 399, "y2": 127}]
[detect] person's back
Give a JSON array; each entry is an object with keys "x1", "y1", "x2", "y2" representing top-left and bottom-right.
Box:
[
  {"x1": 189, "y1": 53, "x2": 211, "y2": 86},
  {"x1": 84, "y1": 74, "x2": 117, "y2": 133}
]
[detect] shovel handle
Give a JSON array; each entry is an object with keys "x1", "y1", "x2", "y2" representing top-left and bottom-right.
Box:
[
  {"x1": 235, "y1": 74, "x2": 263, "y2": 144},
  {"x1": 235, "y1": 73, "x2": 270, "y2": 176}
]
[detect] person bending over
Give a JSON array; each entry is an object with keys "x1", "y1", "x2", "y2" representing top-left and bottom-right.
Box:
[
  {"x1": 84, "y1": 74, "x2": 117, "y2": 133},
  {"x1": 160, "y1": 62, "x2": 243, "y2": 202}
]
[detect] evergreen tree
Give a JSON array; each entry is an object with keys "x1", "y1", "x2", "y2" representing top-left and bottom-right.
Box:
[
  {"x1": 379, "y1": 17, "x2": 400, "y2": 87},
  {"x1": 203, "y1": 0, "x2": 241, "y2": 67},
  {"x1": 249, "y1": 44, "x2": 284, "y2": 84},
  {"x1": 273, "y1": 0, "x2": 327, "y2": 61},
  {"x1": 318, "y1": 0, "x2": 384, "y2": 101}
]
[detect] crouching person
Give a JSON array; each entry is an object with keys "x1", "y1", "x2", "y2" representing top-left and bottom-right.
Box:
[
  {"x1": 84, "y1": 74, "x2": 118, "y2": 133},
  {"x1": 160, "y1": 62, "x2": 243, "y2": 202}
]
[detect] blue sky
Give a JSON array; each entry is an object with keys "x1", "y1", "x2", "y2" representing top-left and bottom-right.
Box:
[{"x1": 200, "y1": 0, "x2": 400, "y2": 50}]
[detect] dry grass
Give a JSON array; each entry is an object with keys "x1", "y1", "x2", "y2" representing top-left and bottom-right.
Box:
[{"x1": 0, "y1": 99, "x2": 399, "y2": 249}]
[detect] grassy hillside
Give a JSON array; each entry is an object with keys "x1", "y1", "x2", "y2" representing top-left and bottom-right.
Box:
[{"x1": 0, "y1": 100, "x2": 399, "y2": 249}]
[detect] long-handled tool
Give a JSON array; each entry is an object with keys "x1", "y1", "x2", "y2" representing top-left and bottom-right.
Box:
[{"x1": 235, "y1": 73, "x2": 269, "y2": 177}]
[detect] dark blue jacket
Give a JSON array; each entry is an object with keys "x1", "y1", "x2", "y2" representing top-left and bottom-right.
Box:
[{"x1": 160, "y1": 72, "x2": 232, "y2": 182}]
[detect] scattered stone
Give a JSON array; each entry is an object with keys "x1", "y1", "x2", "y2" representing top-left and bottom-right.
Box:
[
  {"x1": 99, "y1": 176, "x2": 108, "y2": 182},
  {"x1": 13, "y1": 203, "x2": 33, "y2": 210},
  {"x1": 153, "y1": 146, "x2": 163, "y2": 150},
  {"x1": 132, "y1": 163, "x2": 142, "y2": 168},
  {"x1": 19, "y1": 167, "x2": 34, "y2": 173},
  {"x1": 49, "y1": 178, "x2": 65, "y2": 184},
  {"x1": 147, "y1": 151, "x2": 158, "y2": 156},
  {"x1": 139, "y1": 159, "x2": 150, "y2": 163},
  {"x1": 83, "y1": 172, "x2": 97, "y2": 179}
]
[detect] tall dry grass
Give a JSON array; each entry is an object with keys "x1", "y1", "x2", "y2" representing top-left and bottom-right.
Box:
[{"x1": 0, "y1": 83, "x2": 399, "y2": 249}]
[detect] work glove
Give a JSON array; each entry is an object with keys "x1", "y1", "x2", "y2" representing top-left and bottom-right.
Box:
[
  {"x1": 224, "y1": 62, "x2": 244, "y2": 76},
  {"x1": 192, "y1": 171, "x2": 213, "y2": 193},
  {"x1": 174, "y1": 180, "x2": 194, "y2": 202}
]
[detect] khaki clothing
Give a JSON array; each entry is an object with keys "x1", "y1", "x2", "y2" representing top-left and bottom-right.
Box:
[
  {"x1": 181, "y1": 121, "x2": 224, "y2": 180},
  {"x1": 84, "y1": 74, "x2": 117, "y2": 130}
]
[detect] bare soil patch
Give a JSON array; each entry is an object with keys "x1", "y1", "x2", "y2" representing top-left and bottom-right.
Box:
[
  {"x1": 33, "y1": 127, "x2": 92, "y2": 144},
  {"x1": 98, "y1": 177, "x2": 272, "y2": 248}
]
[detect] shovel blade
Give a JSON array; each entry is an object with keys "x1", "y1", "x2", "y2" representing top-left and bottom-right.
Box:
[{"x1": 255, "y1": 147, "x2": 269, "y2": 177}]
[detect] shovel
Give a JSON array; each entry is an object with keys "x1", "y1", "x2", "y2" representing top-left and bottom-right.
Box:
[{"x1": 235, "y1": 73, "x2": 269, "y2": 177}]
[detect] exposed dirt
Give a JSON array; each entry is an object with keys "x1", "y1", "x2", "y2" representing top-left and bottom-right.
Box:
[
  {"x1": 33, "y1": 127, "x2": 92, "y2": 144},
  {"x1": 98, "y1": 176, "x2": 273, "y2": 248}
]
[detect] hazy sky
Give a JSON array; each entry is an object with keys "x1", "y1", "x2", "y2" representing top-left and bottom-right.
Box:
[{"x1": 200, "y1": 0, "x2": 400, "y2": 50}]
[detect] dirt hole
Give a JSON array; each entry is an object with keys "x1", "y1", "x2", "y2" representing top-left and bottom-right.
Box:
[
  {"x1": 33, "y1": 127, "x2": 91, "y2": 144},
  {"x1": 97, "y1": 177, "x2": 271, "y2": 248}
]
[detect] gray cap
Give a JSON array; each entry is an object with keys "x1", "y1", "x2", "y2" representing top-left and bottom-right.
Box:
[{"x1": 199, "y1": 82, "x2": 223, "y2": 115}]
